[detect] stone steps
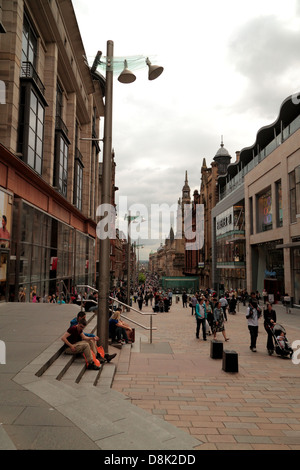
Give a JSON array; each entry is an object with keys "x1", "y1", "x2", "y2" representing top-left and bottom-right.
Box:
[
  {"x1": 12, "y1": 312, "x2": 201, "y2": 450},
  {"x1": 34, "y1": 313, "x2": 112, "y2": 387}
]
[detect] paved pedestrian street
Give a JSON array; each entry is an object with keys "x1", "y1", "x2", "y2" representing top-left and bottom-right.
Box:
[{"x1": 112, "y1": 299, "x2": 300, "y2": 450}]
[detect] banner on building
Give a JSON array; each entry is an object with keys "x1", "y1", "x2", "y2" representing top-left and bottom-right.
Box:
[
  {"x1": 0, "y1": 189, "x2": 13, "y2": 299},
  {"x1": 216, "y1": 208, "x2": 234, "y2": 237}
]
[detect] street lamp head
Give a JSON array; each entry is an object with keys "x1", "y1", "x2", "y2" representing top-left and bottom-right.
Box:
[
  {"x1": 118, "y1": 59, "x2": 136, "y2": 84},
  {"x1": 146, "y1": 57, "x2": 164, "y2": 80}
]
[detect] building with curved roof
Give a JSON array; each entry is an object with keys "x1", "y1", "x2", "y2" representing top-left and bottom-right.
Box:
[{"x1": 212, "y1": 93, "x2": 300, "y2": 305}]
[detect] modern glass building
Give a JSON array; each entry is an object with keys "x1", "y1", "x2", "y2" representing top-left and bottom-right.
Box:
[{"x1": 212, "y1": 93, "x2": 300, "y2": 305}]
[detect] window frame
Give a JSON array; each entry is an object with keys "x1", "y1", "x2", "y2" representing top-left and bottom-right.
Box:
[
  {"x1": 74, "y1": 153, "x2": 84, "y2": 211},
  {"x1": 18, "y1": 82, "x2": 46, "y2": 174},
  {"x1": 289, "y1": 165, "x2": 300, "y2": 223},
  {"x1": 54, "y1": 132, "x2": 69, "y2": 198}
]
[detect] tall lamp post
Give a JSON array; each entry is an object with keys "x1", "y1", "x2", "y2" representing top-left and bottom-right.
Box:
[
  {"x1": 97, "y1": 40, "x2": 114, "y2": 351},
  {"x1": 96, "y1": 40, "x2": 163, "y2": 352}
]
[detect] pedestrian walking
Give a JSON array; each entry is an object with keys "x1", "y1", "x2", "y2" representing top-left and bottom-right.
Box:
[
  {"x1": 262, "y1": 288, "x2": 268, "y2": 305},
  {"x1": 137, "y1": 291, "x2": 143, "y2": 311},
  {"x1": 182, "y1": 291, "x2": 188, "y2": 308},
  {"x1": 246, "y1": 294, "x2": 262, "y2": 352},
  {"x1": 263, "y1": 302, "x2": 276, "y2": 355},
  {"x1": 219, "y1": 294, "x2": 228, "y2": 321},
  {"x1": 191, "y1": 294, "x2": 197, "y2": 315},
  {"x1": 168, "y1": 289, "x2": 173, "y2": 306},
  {"x1": 212, "y1": 301, "x2": 229, "y2": 341},
  {"x1": 195, "y1": 298, "x2": 207, "y2": 341},
  {"x1": 204, "y1": 299, "x2": 213, "y2": 334}
]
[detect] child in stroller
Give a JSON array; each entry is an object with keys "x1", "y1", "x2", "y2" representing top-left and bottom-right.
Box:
[{"x1": 272, "y1": 324, "x2": 293, "y2": 358}]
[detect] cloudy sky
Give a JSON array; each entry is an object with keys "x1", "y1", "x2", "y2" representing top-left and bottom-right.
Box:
[{"x1": 72, "y1": 0, "x2": 300, "y2": 259}]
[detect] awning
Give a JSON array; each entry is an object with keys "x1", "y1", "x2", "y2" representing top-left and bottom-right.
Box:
[{"x1": 276, "y1": 242, "x2": 300, "y2": 249}]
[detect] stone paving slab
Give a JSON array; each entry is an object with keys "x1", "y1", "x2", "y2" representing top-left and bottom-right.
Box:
[{"x1": 112, "y1": 300, "x2": 300, "y2": 450}]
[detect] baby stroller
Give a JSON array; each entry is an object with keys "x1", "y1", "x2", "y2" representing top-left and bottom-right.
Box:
[{"x1": 271, "y1": 323, "x2": 293, "y2": 359}]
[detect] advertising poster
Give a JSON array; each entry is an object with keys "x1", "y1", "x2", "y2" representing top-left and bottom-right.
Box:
[{"x1": 0, "y1": 190, "x2": 13, "y2": 298}]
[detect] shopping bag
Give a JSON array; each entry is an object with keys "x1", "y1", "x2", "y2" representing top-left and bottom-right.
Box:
[{"x1": 127, "y1": 328, "x2": 135, "y2": 343}]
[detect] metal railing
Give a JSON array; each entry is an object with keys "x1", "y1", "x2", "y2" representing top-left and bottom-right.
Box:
[
  {"x1": 21, "y1": 61, "x2": 46, "y2": 96},
  {"x1": 57, "y1": 279, "x2": 71, "y2": 303},
  {"x1": 76, "y1": 285, "x2": 157, "y2": 343}
]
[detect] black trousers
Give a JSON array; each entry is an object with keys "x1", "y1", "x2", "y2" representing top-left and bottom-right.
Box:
[
  {"x1": 196, "y1": 318, "x2": 206, "y2": 340},
  {"x1": 248, "y1": 325, "x2": 258, "y2": 349},
  {"x1": 115, "y1": 326, "x2": 129, "y2": 342},
  {"x1": 265, "y1": 328, "x2": 274, "y2": 351}
]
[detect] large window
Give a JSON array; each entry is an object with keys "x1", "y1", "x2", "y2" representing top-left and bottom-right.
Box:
[
  {"x1": 289, "y1": 165, "x2": 300, "y2": 223},
  {"x1": 18, "y1": 84, "x2": 45, "y2": 174},
  {"x1": 74, "y1": 158, "x2": 83, "y2": 211},
  {"x1": 294, "y1": 248, "x2": 300, "y2": 305},
  {"x1": 22, "y1": 12, "x2": 37, "y2": 66},
  {"x1": 27, "y1": 89, "x2": 44, "y2": 173},
  {"x1": 54, "y1": 82, "x2": 69, "y2": 197},
  {"x1": 19, "y1": 13, "x2": 46, "y2": 174},
  {"x1": 257, "y1": 187, "x2": 272, "y2": 232},
  {"x1": 275, "y1": 180, "x2": 283, "y2": 227},
  {"x1": 54, "y1": 134, "x2": 68, "y2": 197}
]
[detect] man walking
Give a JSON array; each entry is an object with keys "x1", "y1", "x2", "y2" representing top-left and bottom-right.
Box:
[
  {"x1": 195, "y1": 298, "x2": 207, "y2": 341},
  {"x1": 182, "y1": 291, "x2": 188, "y2": 308},
  {"x1": 191, "y1": 294, "x2": 198, "y2": 315},
  {"x1": 219, "y1": 294, "x2": 228, "y2": 321}
]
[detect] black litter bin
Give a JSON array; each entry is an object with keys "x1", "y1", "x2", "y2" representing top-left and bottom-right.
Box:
[
  {"x1": 210, "y1": 340, "x2": 223, "y2": 359},
  {"x1": 222, "y1": 350, "x2": 238, "y2": 372}
]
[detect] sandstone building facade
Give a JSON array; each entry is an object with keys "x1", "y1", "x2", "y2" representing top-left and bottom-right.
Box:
[{"x1": 0, "y1": 0, "x2": 107, "y2": 301}]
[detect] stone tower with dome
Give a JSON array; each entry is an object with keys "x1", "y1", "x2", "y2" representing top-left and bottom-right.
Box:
[
  {"x1": 213, "y1": 137, "x2": 232, "y2": 175},
  {"x1": 184, "y1": 138, "x2": 232, "y2": 287}
]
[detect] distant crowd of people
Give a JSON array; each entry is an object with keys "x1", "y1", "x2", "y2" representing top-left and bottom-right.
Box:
[
  {"x1": 18, "y1": 274, "x2": 293, "y2": 360},
  {"x1": 181, "y1": 287, "x2": 292, "y2": 357}
]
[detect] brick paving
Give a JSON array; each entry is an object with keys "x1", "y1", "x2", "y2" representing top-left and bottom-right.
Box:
[{"x1": 112, "y1": 298, "x2": 300, "y2": 450}]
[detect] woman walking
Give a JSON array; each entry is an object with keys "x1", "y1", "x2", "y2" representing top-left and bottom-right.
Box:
[
  {"x1": 246, "y1": 297, "x2": 261, "y2": 352},
  {"x1": 263, "y1": 302, "x2": 276, "y2": 355},
  {"x1": 213, "y1": 301, "x2": 229, "y2": 341}
]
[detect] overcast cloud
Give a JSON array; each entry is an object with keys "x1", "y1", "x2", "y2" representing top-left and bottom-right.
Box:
[
  {"x1": 228, "y1": 15, "x2": 300, "y2": 118},
  {"x1": 72, "y1": 0, "x2": 300, "y2": 258}
]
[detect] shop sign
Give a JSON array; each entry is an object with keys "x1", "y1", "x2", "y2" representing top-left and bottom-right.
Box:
[
  {"x1": 216, "y1": 208, "x2": 234, "y2": 236},
  {"x1": 265, "y1": 269, "x2": 276, "y2": 278}
]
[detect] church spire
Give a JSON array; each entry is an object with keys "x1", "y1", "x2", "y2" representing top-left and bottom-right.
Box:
[{"x1": 182, "y1": 170, "x2": 190, "y2": 203}]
